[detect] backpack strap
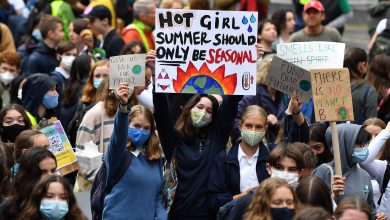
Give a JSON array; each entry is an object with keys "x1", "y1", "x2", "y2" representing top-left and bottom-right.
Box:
[
  {"x1": 105, "y1": 151, "x2": 133, "y2": 194},
  {"x1": 378, "y1": 162, "x2": 390, "y2": 205}
]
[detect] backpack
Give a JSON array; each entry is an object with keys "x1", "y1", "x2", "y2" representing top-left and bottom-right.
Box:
[
  {"x1": 67, "y1": 102, "x2": 93, "y2": 148},
  {"x1": 90, "y1": 151, "x2": 133, "y2": 220},
  {"x1": 378, "y1": 162, "x2": 390, "y2": 205}
]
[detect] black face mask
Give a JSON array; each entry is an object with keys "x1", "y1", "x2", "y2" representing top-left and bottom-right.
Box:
[
  {"x1": 270, "y1": 207, "x2": 295, "y2": 220},
  {"x1": 1, "y1": 124, "x2": 27, "y2": 142}
]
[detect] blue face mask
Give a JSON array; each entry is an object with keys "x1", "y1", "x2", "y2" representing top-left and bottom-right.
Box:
[
  {"x1": 352, "y1": 146, "x2": 369, "y2": 163},
  {"x1": 40, "y1": 199, "x2": 69, "y2": 220},
  {"x1": 42, "y1": 92, "x2": 59, "y2": 109},
  {"x1": 127, "y1": 127, "x2": 150, "y2": 147},
  {"x1": 93, "y1": 79, "x2": 102, "y2": 89}
]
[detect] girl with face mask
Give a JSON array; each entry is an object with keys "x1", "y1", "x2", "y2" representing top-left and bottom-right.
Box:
[
  {"x1": 21, "y1": 73, "x2": 59, "y2": 123},
  {"x1": 244, "y1": 178, "x2": 300, "y2": 220},
  {"x1": 359, "y1": 120, "x2": 390, "y2": 219},
  {"x1": 309, "y1": 124, "x2": 333, "y2": 167},
  {"x1": 102, "y1": 83, "x2": 166, "y2": 220},
  {"x1": 18, "y1": 175, "x2": 87, "y2": 220},
  {"x1": 150, "y1": 45, "x2": 264, "y2": 220},
  {"x1": 208, "y1": 92, "x2": 308, "y2": 214},
  {"x1": 0, "y1": 104, "x2": 31, "y2": 143}
]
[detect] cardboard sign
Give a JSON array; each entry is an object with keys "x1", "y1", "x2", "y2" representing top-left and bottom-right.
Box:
[
  {"x1": 311, "y1": 68, "x2": 354, "y2": 122},
  {"x1": 155, "y1": 9, "x2": 258, "y2": 95},
  {"x1": 266, "y1": 56, "x2": 311, "y2": 103},
  {"x1": 277, "y1": 42, "x2": 345, "y2": 70},
  {"x1": 109, "y1": 54, "x2": 146, "y2": 89},
  {"x1": 40, "y1": 120, "x2": 78, "y2": 169}
]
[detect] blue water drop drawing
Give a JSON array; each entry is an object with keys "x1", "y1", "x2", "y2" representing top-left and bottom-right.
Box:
[
  {"x1": 242, "y1": 16, "x2": 248, "y2": 24},
  {"x1": 248, "y1": 25, "x2": 253, "y2": 32},
  {"x1": 250, "y1": 14, "x2": 256, "y2": 23}
]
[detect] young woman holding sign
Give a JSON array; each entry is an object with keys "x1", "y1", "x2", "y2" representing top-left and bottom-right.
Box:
[{"x1": 149, "y1": 45, "x2": 263, "y2": 220}]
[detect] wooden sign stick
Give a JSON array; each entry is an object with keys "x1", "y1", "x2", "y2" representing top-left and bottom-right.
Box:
[{"x1": 331, "y1": 122, "x2": 344, "y2": 195}]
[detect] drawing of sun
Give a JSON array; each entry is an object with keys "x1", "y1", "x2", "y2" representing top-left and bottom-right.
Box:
[{"x1": 173, "y1": 62, "x2": 237, "y2": 94}]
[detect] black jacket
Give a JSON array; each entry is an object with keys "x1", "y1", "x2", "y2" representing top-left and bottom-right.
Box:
[
  {"x1": 207, "y1": 142, "x2": 269, "y2": 213},
  {"x1": 24, "y1": 42, "x2": 58, "y2": 75}
]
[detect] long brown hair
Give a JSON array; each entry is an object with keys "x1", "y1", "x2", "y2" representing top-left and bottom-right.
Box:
[
  {"x1": 81, "y1": 60, "x2": 108, "y2": 103},
  {"x1": 95, "y1": 78, "x2": 118, "y2": 117},
  {"x1": 128, "y1": 105, "x2": 162, "y2": 160},
  {"x1": 175, "y1": 94, "x2": 219, "y2": 141},
  {"x1": 18, "y1": 175, "x2": 86, "y2": 220},
  {"x1": 366, "y1": 54, "x2": 390, "y2": 99},
  {"x1": 244, "y1": 178, "x2": 300, "y2": 220}
]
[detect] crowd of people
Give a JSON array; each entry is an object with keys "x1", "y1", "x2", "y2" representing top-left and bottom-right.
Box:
[{"x1": 0, "y1": 0, "x2": 389, "y2": 219}]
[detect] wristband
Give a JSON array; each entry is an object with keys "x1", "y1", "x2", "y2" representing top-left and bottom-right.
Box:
[{"x1": 292, "y1": 110, "x2": 301, "y2": 115}]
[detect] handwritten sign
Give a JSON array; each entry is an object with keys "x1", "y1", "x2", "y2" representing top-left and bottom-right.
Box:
[
  {"x1": 311, "y1": 68, "x2": 354, "y2": 122},
  {"x1": 277, "y1": 42, "x2": 345, "y2": 70},
  {"x1": 266, "y1": 56, "x2": 311, "y2": 103},
  {"x1": 40, "y1": 120, "x2": 78, "y2": 169},
  {"x1": 155, "y1": 9, "x2": 258, "y2": 95},
  {"x1": 109, "y1": 54, "x2": 146, "y2": 89}
]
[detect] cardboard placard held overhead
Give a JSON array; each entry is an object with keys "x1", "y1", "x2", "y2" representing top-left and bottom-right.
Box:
[
  {"x1": 109, "y1": 54, "x2": 146, "y2": 89},
  {"x1": 311, "y1": 68, "x2": 354, "y2": 122},
  {"x1": 277, "y1": 41, "x2": 345, "y2": 70},
  {"x1": 155, "y1": 9, "x2": 258, "y2": 95},
  {"x1": 266, "y1": 56, "x2": 311, "y2": 103}
]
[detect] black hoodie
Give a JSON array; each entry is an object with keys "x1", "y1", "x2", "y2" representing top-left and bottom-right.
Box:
[{"x1": 22, "y1": 73, "x2": 57, "y2": 121}]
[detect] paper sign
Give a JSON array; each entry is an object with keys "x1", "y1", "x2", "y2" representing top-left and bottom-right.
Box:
[
  {"x1": 277, "y1": 42, "x2": 345, "y2": 70},
  {"x1": 154, "y1": 9, "x2": 258, "y2": 95},
  {"x1": 266, "y1": 56, "x2": 311, "y2": 103},
  {"x1": 109, "y1": 54, "x2": 146, "y2": 89},
  {"x1": 40, "y1": 120, "x2": 78, "y2": 169},
  {"x1": 311, "y1": 68, "x2": 354, "y2": 122}
]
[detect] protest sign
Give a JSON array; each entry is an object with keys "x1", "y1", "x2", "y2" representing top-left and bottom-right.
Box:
[
  {"x1": 109, "y1": 54, "x2": 146, "y2": 89},
  {"x1": 266, "y1": 56, "x2": 311, "y2": 103},
  {"x1": 310, "y1": 68, "x2": 354, "y2": 122},
  {"x1": 277, "y1": 42, "x2": 345, "y2": 70},
  {"x1": 40, "y1": 120, "x2": 78, "y2": 172},
  {"x1": 311, "y1": 68, "x2": 354, "y2": 180},
  {"x1": 155, "y1": 9, "x2": 258, "y2": 95}
]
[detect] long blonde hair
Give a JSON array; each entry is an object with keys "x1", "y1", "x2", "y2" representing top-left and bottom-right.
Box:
[
  {"x1": 244, "y1": 178, "x2": 300, "y2": 220},
  {"x1": 127, "y1": 105, "x2": 162, "y2": 160}
]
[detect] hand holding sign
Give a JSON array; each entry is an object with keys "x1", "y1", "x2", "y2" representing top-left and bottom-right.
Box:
[
  {"x1": 109, "y1": 54, "x2": 146, "y2": 89},
  {"x1": 266, "y1": 56, "x2": 312, "y2": 103}
]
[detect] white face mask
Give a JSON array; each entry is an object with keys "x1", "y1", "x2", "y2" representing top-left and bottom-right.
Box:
[
  {"x1": 0, "y1": 71, "x2": 16, "y2": 86},
  {"x1": 271, "y1": 170, "x2": 299, "y2": 188},
  {"x1": 17, "y1": 89, "x2": 22, "y2": 100},
  {"x1": 61, "y1": 55, "x2": 75, "y2": 71}
]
